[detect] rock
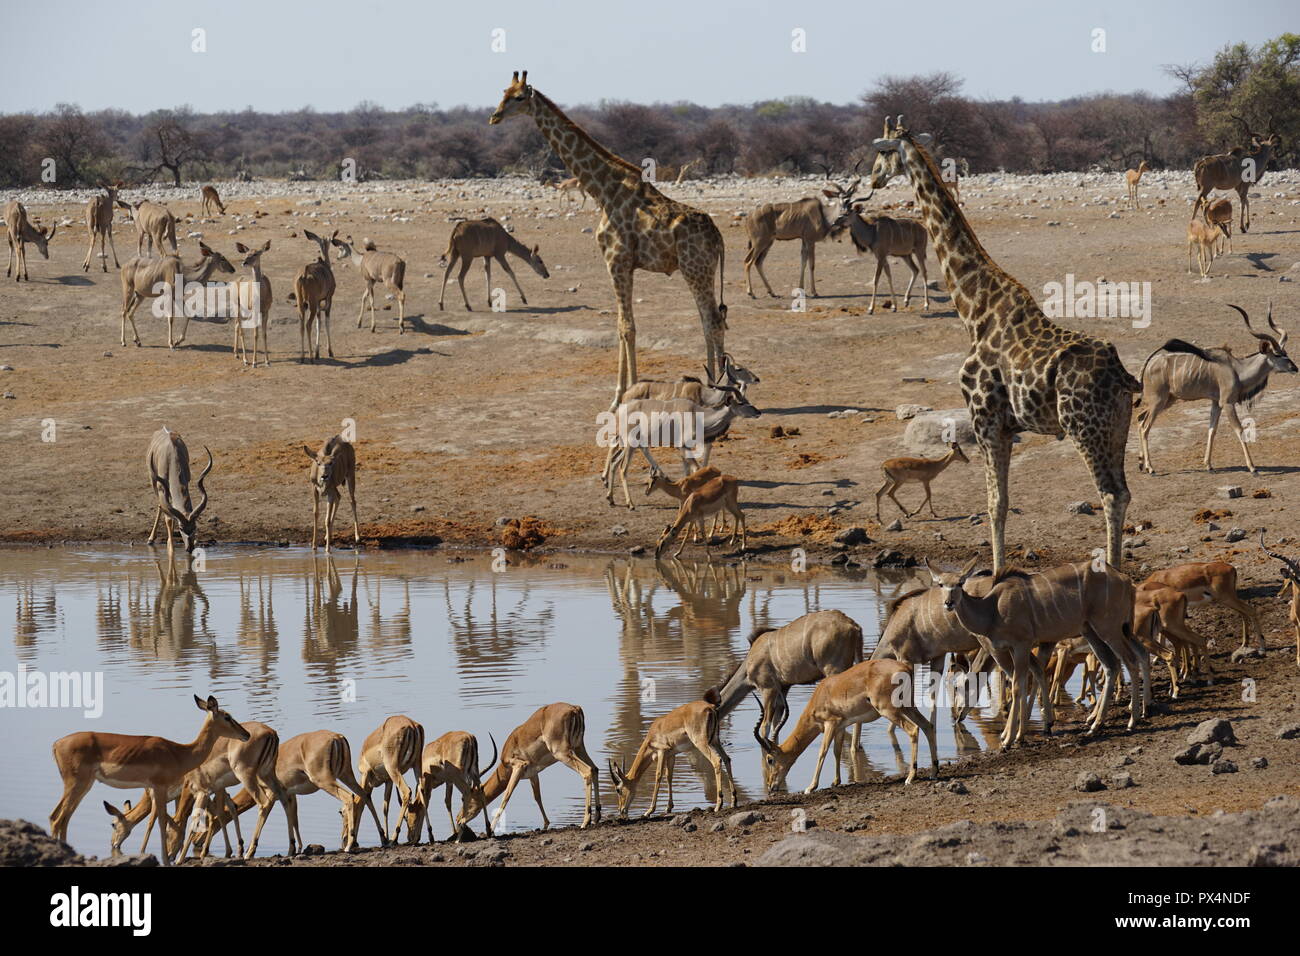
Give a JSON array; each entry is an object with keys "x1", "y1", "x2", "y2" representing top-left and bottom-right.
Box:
[
  {"x1": 902, "y1": 407, "x2": 973, "y2": 455},
  {"x1": 1111, "y1": 772, "x2": 1135, "y2": 789},
  {"x1": 834, "y1": 527, "x2": 870, "y2": 546},
  {"x1": 1231, "y1": 645, "x2": 1265, "y2": 663},
  {"x1": 302, "y1": 844, "x2": 326, "y2": 856},
  {"x1": 946, "y1": 780, "x2": 969, "y2": 795},
  {"x1": 1219, "y1": 486, "x2": 1243, "y2": 499},
  {"x1": 885, "y1": 519, "x2": 903, "y2": 532},
  {"x1": 579, "y1": 842, "x2": 594, "y2": 852},
  {"x1": 727, "y1": 810, "x2": 765, "y2": 829},
  {"x1": 756, "y1": 831, "x2": 863, "y2": 866},
  {"x1": 895, "y1": 403, "x2": 933, "y2": 421},
  {"x1": 1187, "y1": 718, "x2": 1237, "y2": 747},
  {"x1": 1174, "y1": 742, "x2": 1222, "y2": 765},
  {"x1": 1224, "y1": 527, "x2": 1247, "y2": 543},
  {"x1": 0, "y1": 820, "x2": 82, "y2": 866},
  {"x1": 610, "y1": 525, "x2": 628, "y2": 537},
  {"x1": 1276, "y1": 724, "x2": 1300, "y2": 740},
  {"x1": 1074, "y1": 772, "x2": 1106, "y2": 792},
  {"x1": 871, "y1": 549, "x2": 910, "y2": 568},
  {"x1": 1246, "y1": 843, "x2": 1286, "y2": 866},
  {"x1": 1253, "y1": 757, "x2": 1269, "y2": 769},
  {"x1": 1212, "y1": 759, "x2": 1238, "y2": 774},
  {"x1": 410, "y1": 504, "x2": 425, "y2": 513},
  {"x1": 710, "y1": 821, "x2": 726, "y2": 833},
  {"x1": 1066, "y1": 501, "x2": 1094, "y2": 516}
]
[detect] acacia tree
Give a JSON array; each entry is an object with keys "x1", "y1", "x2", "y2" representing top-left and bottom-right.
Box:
[
  {"x1": 39, "y1": 103, "x2": 111, "y2": 185},
  {"x1": 137, "y1": 108, "x2": 210, "y2": 185}
]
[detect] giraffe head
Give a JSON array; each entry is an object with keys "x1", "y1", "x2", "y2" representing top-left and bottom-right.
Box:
[
  {"x1": 489, "y1": 71, "x2": 534, "y2": 125},
  {"x1": 868, "y1": 115, "x2": 933, "y2": 190}
]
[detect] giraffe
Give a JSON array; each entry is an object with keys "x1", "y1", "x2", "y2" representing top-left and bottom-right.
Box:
[
  {"x1": 489, "y1": 71, "x2": 728, "y2": 403},
  {"x1": 869, "y1": 116, "x2": 1140, "y2": 572}
]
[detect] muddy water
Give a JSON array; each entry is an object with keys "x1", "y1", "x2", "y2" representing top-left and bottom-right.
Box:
[{"x1": 0, "y1": 547, "x2": 1016, "y2": 859}]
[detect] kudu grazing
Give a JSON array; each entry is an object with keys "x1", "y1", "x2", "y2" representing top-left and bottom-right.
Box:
[
  {"x1": 844, "y1": 211, "x2": 931, "y2": 314},
  {"x1": 1260, "y1": 534, "x2": 1300, "y2": 668},
  {"x1": 715, "y1": 609, "x2": 864, "y2": 746},
  {"x1": 1125, "y1": 160, "x2": 1149, "y2": 208},
  {"x1": 743, "y1": 164, "x2": 860, "y2": 298},
  {"x1": 131, "y1": 199, "x2": 178, "y2": 256},
  {"x1": 331, "y1": 235, "x2": 407, "y2": 333},
  {"x1": 608, "y1": 688, "x2": 737, "y2": 818},
  {"x1": 200, "y1": 185, "x2": 226, "y2": 216},
  {"x1": 403, "y1": 731, "x2": 498, "y2": 842},
  {"x1": 754, "y1": 659, "x2": 938, "y2": 792},
  {"x1": 1191, "y1": 117, "x2": 1281, "y2": 232},
  {"x1": 438, "y1": 217, "x2": 549, "y2": 311},
  {"x1": 653, "y1": 472, "x2": 746, "y2": 559},
  {"x1": 455, "y1": 702, "x2": 602, "y2": 831},
  {"x1": 146, "y1": 427, "x2": 213, "y2": 555},
  {"x1": 303, "y1": 435, "x2": 360, "y2": 552},
  {"x1": 82, "y1": 181, "x2": 129, "y2": 272},
  {"x1": 233, "y1": 240, "x2": 272, "y2": 367},
  {"x1": 5, "y1": 200, "x2": 56, "y2": 281},
  {"x1": 355, "y1": 715, "x2": 425, "y2": 846},
  {"x1": 119, "y1": 241, "x2": 236, "y2": 349},
  {"x1": 875, "y1": 440, "x2": 969, "y2": 521},
  {"x1": 1136, "y1": 303, "x2": 1295, "y2": 474},
  {"x1": 294, "y1": 230, "x2": 336, "y2": 362},
  {"x1": 50, "y1": 694, "x2": 250, "y2": 866},
  {"x1": 927, "y1": 558, "x2": 1147, "y2": 748},
  {"x1": 1138, "y1": 560, "x2": 1264, "y2": 652}
]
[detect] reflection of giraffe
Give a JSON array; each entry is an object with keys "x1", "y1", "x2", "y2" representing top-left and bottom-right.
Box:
[
  {"x1": 489, "y1": 72, "x2": 729, "y2": 401},
  {"x1": 871, "y1": 117, "x2": 1140, "y2": 571}
]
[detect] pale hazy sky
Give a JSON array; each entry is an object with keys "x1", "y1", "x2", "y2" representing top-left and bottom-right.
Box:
[{"x1": 2, "y1": 0, "x2": 1295, "y2": 114}]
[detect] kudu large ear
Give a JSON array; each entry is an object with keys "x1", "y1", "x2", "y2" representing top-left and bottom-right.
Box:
[
  {"x1": 303, "y1": 445, "x2": 317, "y2": 460},
  {"x1": 923, "y1": 557, "x2": 942, "y2": 582},
  {"x1": 958, "y1": 557, "x2": 980, "y2": 583}
]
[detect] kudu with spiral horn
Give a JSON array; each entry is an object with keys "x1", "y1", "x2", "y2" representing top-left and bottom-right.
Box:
[
  {"x1": 146, "y1": 428, "x2": 213, "y2": 555},
  {"x1": 1260, "y1": 532, "x2": 1300, "y2": 669},
  {"x1": 1136, "y1": 302, "x2": 1295, "y2": 474}
]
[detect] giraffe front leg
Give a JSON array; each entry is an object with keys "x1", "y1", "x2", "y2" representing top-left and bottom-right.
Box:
[
  {"x1": 1066, "y1": 391, "x2": 1132, "y2": 570},
  {"x1": 975, "y1": 425, "x2": 1012, "y2": 574},
  {"x1": 604, "y1": 252, "x2": 637, "y2": 396}
]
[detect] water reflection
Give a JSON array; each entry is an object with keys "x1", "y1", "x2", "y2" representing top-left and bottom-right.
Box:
[{"x1": 0, "y1": 546, "x2": 1023, "y2": 858}]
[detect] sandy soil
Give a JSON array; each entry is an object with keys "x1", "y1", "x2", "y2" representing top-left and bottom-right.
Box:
[{"x1": 3, "y1": 170, "x2": 1300, "y2": 865}]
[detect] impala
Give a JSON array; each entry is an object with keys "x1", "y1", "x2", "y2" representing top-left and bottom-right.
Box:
[
  {"x1": 403, "y1": 731, "x2": 498, "y2": 842},
  {"x1": 455, "y1": 703, "x2": 601, "y2": 831},
  {"x1": 608, "y1": 688, "x2": 737, "y2": 817},
  {"x1": 753, "y1": 659, "x2": 938, "y2": 792},
  {"x1": 1260, "y1": 533, "x2": 1300, "y2": 668},
  {"x1": 355, "y1": 715, "x2": 424, "y2": 845},
  {"x1": 875, "y1": 441, "x2": 969, "y2": 521},
  {"x1": 50, "y1": 694, "x2": 249, "y2": 866},
  {"x1": 1138, "y1": 561, "x2": 1263, "y2": 652}
]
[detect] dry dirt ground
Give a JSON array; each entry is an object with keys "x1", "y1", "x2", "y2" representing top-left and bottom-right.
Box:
[{"x1": 2, "y1": 170, "x2": 1300, "y2": 865}]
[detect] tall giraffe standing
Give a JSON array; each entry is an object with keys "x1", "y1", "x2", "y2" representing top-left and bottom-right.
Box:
[
  {"x1": 870, "y1": 116, "x2": 1140, "y2": 572},
  {"x1": 489, "y1": 72, "x2": 728, "y2": 402}
]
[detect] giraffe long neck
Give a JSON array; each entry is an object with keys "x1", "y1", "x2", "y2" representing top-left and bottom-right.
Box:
[
  {"x1": 895, "y1": 137, "x2": 1010, "y2": 339},
  {"x1": 527, "y1": 92, "x2": 644, "y2": 211}
]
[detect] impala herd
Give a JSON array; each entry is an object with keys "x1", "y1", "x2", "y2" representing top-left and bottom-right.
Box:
[{"x1": 7, "y1": 74, "x2": 1299, "y2": 863}]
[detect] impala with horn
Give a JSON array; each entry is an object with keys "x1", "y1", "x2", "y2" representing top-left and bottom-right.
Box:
[
  {"x1": 146, "y1": 427, "x2": 212, "y2": 555},
  {"x1": 1259, "y1": 533, "x2": 1300, "y2": 669},
  {"x1": 1136, "y1": 303, "x2": 1295, "y2": 474}
]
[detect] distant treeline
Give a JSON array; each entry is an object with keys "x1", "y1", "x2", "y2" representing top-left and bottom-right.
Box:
[{"x1": 2, "y1": 35, "x2": 1296, "y2": 188}]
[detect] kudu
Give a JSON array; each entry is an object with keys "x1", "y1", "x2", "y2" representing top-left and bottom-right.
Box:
[
  {"x1": 844, "y1": 211, "x2": 931, "y2": 313},
  {"x1": 1136, "y1": 303, "x2": 1295, "y2": 474},
  {"x1": 303, "y1": 435, "x2": 360, "y2": 552},
  {"x1": 83, "y1": 181, "x2": 129, "y2": 272},
  {"x1": 743, "y1": 163, "x2": 860, "y2": 298},
  {"x1": 438, "y1": 217, "x2": 549, "y2": 311},
  {"x1": 1191, "y1": 117, "x2": 1281, "y2": 233},
  {"x1": 233, "y1": 241, "x2": 272, "y2": 367},
  {"x1": 714, "y1": 609, "x2": 864, "y2": 743},
  {"x1": 5, "y1": 200, "x2": 56, "y2": 281},
  {"x1": 1260, "y1": 533, "x2": 1300, "y2": 668},
  {"x1": 131, "y1": 199, "x2": 178, "y2": 256},
  {"x1": 119, "y1": 241, "x2": 236, "y2": 349},
  {"x1": 146, "y1": 427, "x2": 213, "y2": 555},
  {"x1": 331, "y1": 235, "x2": 407, "y2": 333},
  {"x1": 294, "y1": 230, "x2": 336, "y2": 362}
]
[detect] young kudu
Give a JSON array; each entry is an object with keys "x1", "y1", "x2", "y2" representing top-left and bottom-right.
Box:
[
  {"x1": 83, "y1": 181, "x2": 129, "y2": 272},
  {"x1": 131, "y1": 199, "x2": 178, "y2": 256},
  {"x1": 331, "y1": 235, "x2": 407, "y2": 333},
  {"x1": 294, "y1": 230, "x2": 336, "y2": 362},
  {"x1": 119, "y1": 242, "x2": 236, "y2": 349},
  {"x1": 233, "y1": 240, "x2": 272, "y2": 367}
]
